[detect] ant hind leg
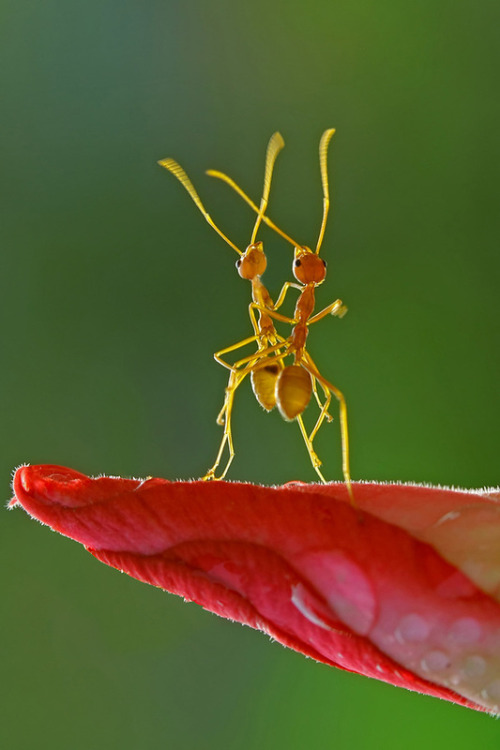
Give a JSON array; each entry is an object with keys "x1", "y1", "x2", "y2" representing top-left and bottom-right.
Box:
[
  {"x1": 301, "y1": 360, "x2": 354, "y2": 503},
  {"x1": 296, "y1": 414, "x2": 327, "y2": 483},
  {"x1": 202, "y1": 369, "x2": 248, "y2": 481}
]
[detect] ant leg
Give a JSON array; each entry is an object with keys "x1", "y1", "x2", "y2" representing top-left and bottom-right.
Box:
[
  {"x1": 216, "y1": 340, "x2": 290, "y2": 428},
  {"x1": 296, "y1": 414, "x2": 327, "y2": 483},
  {"x1": 204, "y1": 347, "x2": 290, "y2": 481},
  {"x1": 214, "y1": 333, "x2": 263, "y2": 370},
  {"x1": 216, "y1": 335, "x2": 281, "y2": 422},
  {"x1": 248, "y1": 304, "x2": 260, "y2": 337},
  {"x1": 308, "y1": 373, "x2": 333, "y2": 422},
  {"x1": 202, "y1": 394, "x2": 235, "y2": 481},
  {"x1": 216, "y1": 367, "x2": 244, "y2": 425},
  {"x1": 202, "y1": 367, "x2": 249, "y2": 481},
  {"x1": 311, "y1": 375, "x2": 324, "y2": 411},
  {"x1": 215, "y1": 330, "x2": 288, "y2": 374},
  {"x1": 271, "y1": 281, "x2": 302, "y2": 311},
  {"x1": 206, "y1": 339, "x2": 288, "y2": 479},
  {"x1": 308, "y1": 298, "x2": 347, "y2": 325},
  {"x1": 301, "y1": 361, "x2": 354, "y2": 503},
  {"x1": 309, "y1": 379, "x2": 333, "y2": 441},
  {"x1": 231, "y1": 339, "x2": 289, "y2": 371},
  {"x1": 305, "y1": 353, "x2": 334, "y2": 423},
  {"x1": 249, "y1": 303, "x2": 296, "y2": 325}
]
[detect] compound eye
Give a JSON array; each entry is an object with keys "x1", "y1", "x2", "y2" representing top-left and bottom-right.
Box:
[
  {"x1": 294, "y1": 259, "x2": 302, "y2": 267},
  {"x1": 322, "y1": 259, "x2": 327, "y2": 267},
  {"x1": 235, "y1": 258, "x2": 242, "y2": 268}
]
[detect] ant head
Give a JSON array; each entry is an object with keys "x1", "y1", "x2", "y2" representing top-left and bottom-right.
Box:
[
  {"x1": 236, "y1": 241, "x2": 267, "y2": 280},
  {"x1": 292, "y1": 246, "x2": 327, "y2": 285}
]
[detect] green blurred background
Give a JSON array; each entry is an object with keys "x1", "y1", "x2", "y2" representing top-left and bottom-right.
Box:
[{"x1": 2, "y1": 1, "x2": 499, "y2": 747}]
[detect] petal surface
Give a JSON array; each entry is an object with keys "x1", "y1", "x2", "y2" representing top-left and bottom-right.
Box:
[{"x1": 11, "y1": 465, "x2": 500, "y2": 714}]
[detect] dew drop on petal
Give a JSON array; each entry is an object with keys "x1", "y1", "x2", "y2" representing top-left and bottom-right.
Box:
[
  {"x1": 462, "y1": 655, "x2": 487, "y2": 680},
  {"x1": 395, "y1": 614, "x2": 431, "y2": 644},
  {"x1": 482, "y1": 679, "x2": 500, "y2": 702},
  {"x1": 421, "y1": 650, "x2": 450, "y2": 673},
  {"x1": 291, "y1": 584, "x2": 332, "y2": 630},
  {"x1": 449, "y1": 672, "x2": 462, "y2": 688},
  {"x1": 449, "y1": 617, "x2": 482, "y2": 645},
  {"x1": 296, "y1": 550, "x2": 377, "y2": 636}
]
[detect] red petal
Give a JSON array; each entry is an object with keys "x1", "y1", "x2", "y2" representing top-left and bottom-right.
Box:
[{"x1": 11, "y1": 465, "x2": 500, "y2": 714}]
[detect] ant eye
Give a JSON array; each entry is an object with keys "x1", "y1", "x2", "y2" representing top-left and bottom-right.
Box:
[
  {"x1": 235, "y1": 258, "x2": 242, "y2": 267},
  {"x1": 322, "y1": 259, "x2": 327, "y2": 267},
  {"x1": 294, "y1": 259, "x2": 301, "y2": 267}
]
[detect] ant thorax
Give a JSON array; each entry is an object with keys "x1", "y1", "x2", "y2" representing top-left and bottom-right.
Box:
[{"x1": 294, "y1": 284, "x2": 316, "y2": 324}]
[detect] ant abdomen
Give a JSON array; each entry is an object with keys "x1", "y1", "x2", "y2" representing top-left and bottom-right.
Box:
[
  {"x1": 251, "y1": 360, "x2": 284, "y2": 411},
  {"x1": 276, "y1": 365, "x2": 312, "y2": 421}
]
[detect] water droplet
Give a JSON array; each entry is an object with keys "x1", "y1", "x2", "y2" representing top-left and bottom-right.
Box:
[
  {"x1": 421, "y1": 650, "x2": 450, "y2": 673},
  {"x1": 449, "y1": 617, "x2": 482, "y2": 645},
  {"x1": 482, "y1": 679, "x2": 500, "y2": 702},
  {"x1": 436, "y1": 510, "x2": 461, "y2": 525},
  {"x1": 462, "y1": 655, "x2": 486, "y2": 679},
  {"x1": 291, "y1": 584, "x2": 332, "y2": 630},
  {"x1": 296, "y1": 550, "x2": 376, "y2": 635},
  {"x1": 395, "y1": 614, "x2": 430, "y2": 643}
]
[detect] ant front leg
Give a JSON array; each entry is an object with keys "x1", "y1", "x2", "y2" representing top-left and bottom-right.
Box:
[
  {"x1": 213, "y1": 333, "x2": 263, "y2": 371},
  {"x1": 308, "y1": 298, "x2": 347, "y2": 325},
  {"x1": 247, "y1": 303, "x2": 261, "y2": 338},
  {"x1": 249, "y1": 302, "x2": 296, "y2": 325},
  {"x1": 230, "y1": 338, "x2": 288, "y2": 371},
  {"x1": 271, "y1": 281, "x2": 302, "y2": 311}
]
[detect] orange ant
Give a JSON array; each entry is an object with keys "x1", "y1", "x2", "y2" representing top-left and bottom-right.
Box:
[
  {"x1": 206, "y1": 129, "x2": 353, "y2": 497},
  {"x1": 158, "y1": 134, "x2": 331, "y2": 480}
]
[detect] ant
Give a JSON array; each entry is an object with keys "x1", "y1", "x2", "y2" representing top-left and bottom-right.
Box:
[
  {"x1": 206, "y1": 129, "x2": 353, "y2": 498},
  {"x1": 158, "y1": 134, "x2": 331, "y2": 480}
]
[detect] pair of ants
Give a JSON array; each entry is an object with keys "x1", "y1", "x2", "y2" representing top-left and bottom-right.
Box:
[{"x1": 159, "y1": 129, "x2": 352, "y2": 499}]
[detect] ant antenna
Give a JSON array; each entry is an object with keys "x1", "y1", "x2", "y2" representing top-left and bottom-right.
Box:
[
  {"x1": 250, "y1": 132, "x2": 285, "y2": 244},
  {"x1": 315, "y1": 128, "x2": 335, "y2": 255},
  {"x1": 158, "y1": 158, "x2": 243, "y2": 256},
  {"x1": 206, "y1": 169, "x2": 302, "y2": 249}
]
